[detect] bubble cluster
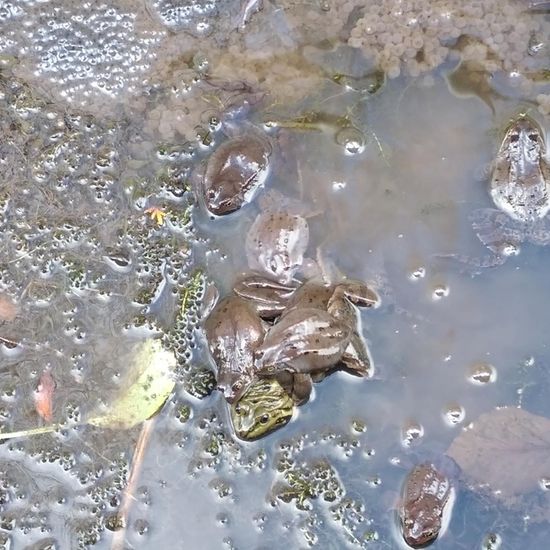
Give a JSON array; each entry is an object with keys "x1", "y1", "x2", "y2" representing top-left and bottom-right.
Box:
[
  {"x1": 209, "y1": 49, "x2": 325, "y2": 106},
  {"x1": 348, "y1": 1, "x2": 546, "y2": 78},
  {"x1": 0, "y1": 63, "x2": 202, "y2": 545},
  {"x1": 26, "y1": 3, "x2": 163, "y2": 108},
  {"x1": 149, "y1": 0, "x2": 218, "y2": 35}
]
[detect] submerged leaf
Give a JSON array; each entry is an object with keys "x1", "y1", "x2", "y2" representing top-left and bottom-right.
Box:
[
  {"x1": 33, "y1": 369, "x2": 56, "y2": 422},
  {"x1": 0, "y1": 293, "x2": 17, "y2": 322},
  {"x1": 88, "y1": 339, "x2": 176, "y2": 429},
  {"x1": 447, "y1": 407, "x2": 550, "y2": 497}
]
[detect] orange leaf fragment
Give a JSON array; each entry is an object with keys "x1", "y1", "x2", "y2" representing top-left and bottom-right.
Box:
[
  {"x1": 0, "y1": 294, "x2": 17, "y2": 322},
  {"x1": 33, "y1": 369, "x2": 56, "y2": 422}
]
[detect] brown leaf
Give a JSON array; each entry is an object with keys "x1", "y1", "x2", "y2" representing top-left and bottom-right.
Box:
[
  {"x1": 33, "y1": 369, "x2": 56, "y2": 422},
  {"x1": 447, "y1": 407, "x2": 550, "y2": 497},
  {"x1": 0, "y1": 294, "x2": 17, "y2": 322}
]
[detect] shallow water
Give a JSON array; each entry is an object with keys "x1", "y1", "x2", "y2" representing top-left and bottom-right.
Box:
[{"x1": 1, "y1": 0, "x2": 550, "y2": 549}]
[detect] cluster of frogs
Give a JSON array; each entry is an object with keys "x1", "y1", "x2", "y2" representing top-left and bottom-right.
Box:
[
  {"x1": 199, "y1": 129, "x2": 380, "y2": 439},
  {"x1": 196, "y1": 112, "x2": 550, "y2": 547}
]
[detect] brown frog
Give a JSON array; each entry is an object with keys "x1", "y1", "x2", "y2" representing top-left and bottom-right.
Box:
[
  {"x1": 204, "y1": 295, "x2": 264, "y2": 402},
  {"x1": 201, "y1": 132, "x2": 271, "y2": 216},
  {"x1": 469, "y1": 114, "x2": 550, "y2": 263},
  {"x1": 245, "y1": 191, "x2": 315, "y2": 284},
  {"x1": 204, "y1": 289, "x2": 310, "y2": 407},
  {"x1": 254, "y1": 307, "x2": 352, "y2": 376},
  {"x1": 399, "y1": 459, "x2": 457, "y2": 548},
  {"x1": 233, "y1": 274, "x2": 298, "y2": 320},
  {"x1": 284, "y1": 279, "x2": 380, "y2": 377}
]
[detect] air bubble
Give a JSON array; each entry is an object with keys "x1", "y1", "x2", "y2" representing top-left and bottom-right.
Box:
[
  {"x1": 443, "y1": 403, "x2": 465, "y2": 426},
  {"x1": 133, "y1": 518, "x2": 149, "y2": 536},
  {"x1": 482, "y1": 533, "x2": 502, "y2": 549},
  {"x1": 401, "y1": 419, "x2": 424, "y2": 447},
  {"x1": 468, "y1": 362, "x2": 497, "y2": 385},
  {"x1": 432, "y1": 284, "x2": 449, "y2": 300},
  {"x1": 409, "y1": 266, "x2": 426, "y2": 280},
  {"x1": 216, "y1": 512, "x2": 230, "y2": 526},
  {"x1": 335, "y1": 127, "x2": 365, "y2": 155}
]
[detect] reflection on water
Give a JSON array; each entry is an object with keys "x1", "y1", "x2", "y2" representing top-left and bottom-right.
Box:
[{"x1": 0, "y1": 0, "x2": 550, "y2": 548}]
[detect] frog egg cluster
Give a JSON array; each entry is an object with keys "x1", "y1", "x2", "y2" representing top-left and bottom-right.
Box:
[
  {"x1": 22, "y1": 2, "x2": 163, "y2": 111},
  {"x1": 210, "y1": 48, "x2": 325, "y2": 106},
  {"x1": 143, "y1": 68, "x2": 215, "y2": 142},
  {"x1": 149, "y1": 0, "x2": 218, "y2": 35},
  {"x1": 348, "y1": 0, "x2": 543, "y2": 78}
]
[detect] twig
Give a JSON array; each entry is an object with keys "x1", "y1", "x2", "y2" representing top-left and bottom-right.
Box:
[{"x1": 111, "y1": 418, "x2": 155, "y2": 550}]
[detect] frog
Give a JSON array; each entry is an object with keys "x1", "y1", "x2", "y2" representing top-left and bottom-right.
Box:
[
  {"x1": 283, "y1": 279, "x2": 380, "y2": 377},
  {"x1": 254, "y1": 307, "x2": 352, "y2": 376},
  {"x1": 204, "y1": 295, "x2": 265, "y2": 403},
  {"x1": 398, "y1": 457, "x2": 458, "y2": 548},
  {"x1": 468, "y1": 114, "x2": 550, "y2": 265},
  {"x1": 200, "y1": 131, "x2": 271, "y2": 216},
  {"x1": 204, "y1": 287, "x2": 317, "y2": 408},
  {"x1": 230, "y1": 377, "x2": 294, "y2": 440},
  {"x1": 245, "y1": 190, "x2": 319, "y2": 284},
  {"x1": 232, "y1": 273, "x2": 298, "y2": 320}
]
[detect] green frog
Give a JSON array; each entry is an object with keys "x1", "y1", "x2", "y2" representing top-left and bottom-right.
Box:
[
  {"x1": 201, "y1": 133, "x2": 271, "y2": 216},
  {"x1": 469, "y1": 114, "x2": 550, "y2": 263},
  {"x1": 230, "y1": 377, "x2": 294, "y2": 440},
  {"x1": 204, "y1": 295, "x2": 265, "y2": 403}
]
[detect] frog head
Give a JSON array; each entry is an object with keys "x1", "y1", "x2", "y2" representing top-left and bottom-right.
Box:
[
  {"x1": 401, "y1": 500, "x2": 441, "y2": 548},
  {"x1": 337, "y1": 280, "x2": 381, "y2": 308},
  {"x1": 502, "y1": 114, "x2": 546, "y2": 162},
  {"x1": 230, "y1": 378, "x2": 294, "y2": 440}
]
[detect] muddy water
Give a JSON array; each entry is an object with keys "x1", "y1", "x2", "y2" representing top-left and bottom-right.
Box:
[{"x1": 1, "y1": 0, "x2": 550, "y2": 549}]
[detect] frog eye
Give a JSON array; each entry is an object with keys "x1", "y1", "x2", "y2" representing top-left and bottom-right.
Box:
[
  {"x1": 259, "y1": 414, "x2": 270, "y2": 424},
  {"x1": 235, "y1": 404, "x2": 244, "y2": 415},
  {"x1": 529, "y1": 133, "x2": 539, "y2": 142},
  {"x1": 510, "y1": 134, "x2": 520, "y2": 143}
]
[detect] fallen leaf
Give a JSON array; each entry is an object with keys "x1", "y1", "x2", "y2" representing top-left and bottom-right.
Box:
[
  {"x1": 447, "y1": 407, "x2": 550, "y2": 497},
  {"x1": 144, "y1": 206, "x2": 166, "y2": 226},
  {"x1": 0, "y1": 294, "x2": 17, "y2": 322},
  {"x1": 0, "y1": 339, "x2": 176, "y2": 440},
  {"x1": 87, "y1": 339, "x2": 176, "y2": 429},
  {"x1": 33, "y1": 369, "x2": 56, "y2": 422}
]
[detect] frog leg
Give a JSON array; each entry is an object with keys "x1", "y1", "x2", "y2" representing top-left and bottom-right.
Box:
[
  {"x1": 470, "y1": 208, "x2": 524, "y2": 255},
  {"x1": 339, "y1": 331, "x2": 374, "y2": 378},
  {"x1": 435, "y1": 208, "x2": 523, "y2": 273},
  {"x1": 332, "y1": 281, "x2": 380, "y2": 309},
  {"x1": 434, "y1": 209, "x2": 521, "y2": 273},
  {"x1": 528, "y1": 217, "x2": 550, "y2": 245},
  {"x1": 273, "y1": 371, "x2": 313, "y2": 405}
]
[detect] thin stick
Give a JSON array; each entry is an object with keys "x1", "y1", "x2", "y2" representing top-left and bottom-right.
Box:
[{"x1": 111, "y1": 418, "x2": 155, "y2": 550}]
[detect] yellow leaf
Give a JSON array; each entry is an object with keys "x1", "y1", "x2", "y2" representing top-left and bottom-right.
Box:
[
  {"x1": 0, "y1": 340, "x2": 176, "y2": 440},
  {"x1": 88, "y1": 339, "x2": 176, "y2": 429}
]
